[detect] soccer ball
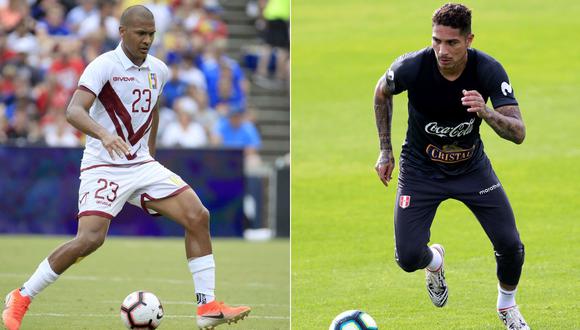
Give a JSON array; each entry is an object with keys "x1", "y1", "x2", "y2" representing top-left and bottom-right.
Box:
[
  {"x1": 329, "y1": 310, "x2": 378, "y2": 330},
  {"x1": 120, "y1": 291, "x2": 164, "y2": 329}
]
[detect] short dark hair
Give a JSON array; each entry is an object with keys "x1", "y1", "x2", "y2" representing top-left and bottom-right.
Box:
[{"x1": 432, "y1": 3, "x2": 472, "y2": 35}]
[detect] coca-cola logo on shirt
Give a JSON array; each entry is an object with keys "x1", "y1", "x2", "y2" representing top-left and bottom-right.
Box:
[{"x1": 424, "y1": 118, "x2": 475, "y2": 138}]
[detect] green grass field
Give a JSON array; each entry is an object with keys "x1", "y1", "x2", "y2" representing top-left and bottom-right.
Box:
[
  {"x1": 292, "y1": 0, "x2": 580, "y2": 329},
  {"x1": 0, "y1": 236, "x2": 289, "y2": 329}
]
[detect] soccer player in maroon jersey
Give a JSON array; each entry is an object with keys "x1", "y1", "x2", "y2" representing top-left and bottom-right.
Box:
[{"x1": 2, "y1": 6, "x2": 250, "y2": 330}]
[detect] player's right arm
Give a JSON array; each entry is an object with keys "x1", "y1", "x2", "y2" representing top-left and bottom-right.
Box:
[
  {"x1": 373, "y1": 50, "x2": 422, "y2": 186},
  {"x1": 66, "y1": 89, "x2": 131, "y2": 160},
  {"x1": 374, "y1": 74, "x2": 395, "y2": 187}
]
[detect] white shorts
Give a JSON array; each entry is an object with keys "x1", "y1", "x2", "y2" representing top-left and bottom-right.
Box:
[{"x1": 77, "y1": 161, "x2": 190, "y2": 219}]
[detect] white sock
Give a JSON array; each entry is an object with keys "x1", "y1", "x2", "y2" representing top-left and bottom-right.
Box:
[
  {"x1": 188, "y1": 254, "x2": 216, "y2": 306},
  {"x1": 20, "y1": 258, "x2": 60, "y2": 298},
  {"x1": 497, "y1": 284, "x2": 517, "y2": 310},
  {"x1": 426, "y1": 247, "x2": 443, "y2": 272}
]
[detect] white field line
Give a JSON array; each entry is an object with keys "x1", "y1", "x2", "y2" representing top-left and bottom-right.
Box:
[
  {"x1": 0, "y1": 273, "x2": 275, "y2": 288},
  {"x1": 25, "y1": 313, "x2": 289, "y2": 320},
  {"x1": 101, "y1": 300, "x2": 288, "y2": 308}
]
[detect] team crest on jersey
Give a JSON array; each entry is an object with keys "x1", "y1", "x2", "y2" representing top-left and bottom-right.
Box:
[
  {"x1": 149, "y1": 72, "x2": 158, "y2": 89},
  {"x1": 399, "y1": 195, "x2": 411, "y2": 209}
]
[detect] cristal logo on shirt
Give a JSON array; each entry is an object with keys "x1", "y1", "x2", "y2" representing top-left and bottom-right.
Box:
[
  {"x1": 424, "y1": 118, "x2": 474, "y2": 138},
  {"x1": 426, "y1": 144, "x2": 475, "y2": 163}
]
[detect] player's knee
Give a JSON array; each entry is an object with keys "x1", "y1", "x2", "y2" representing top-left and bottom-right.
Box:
[
  {"x1": 395, "y1": 248, "x2": 424, "y2": 273},
  {"x1": 76, "y1": 233, "x2": 106, "y2": 255},
  {"x1": 495, "y1": 243, "x2": 525, "y2": 286},
  {"x1": 183, "y1": 206, "x2": 210, "y2": 232}
]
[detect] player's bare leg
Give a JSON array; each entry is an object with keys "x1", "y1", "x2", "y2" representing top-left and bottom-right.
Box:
[
  {"x1": 145, "y1": 188, "x2": 212, "y2": 258},
  {"x1": 145, "y1": 188, "x2": 251, "y2": 329},
  {"x1": 256, "y1": 44, "x2": 273, "y2": 79},
  {"x1": 2, "y1": 216, "x2": 110, "y2": 330},
  {"x1": 48, "y1": 216, "x2": 111, "y2": 273},
  {"x1": 273, "y1": 47, "x2": 289, "y2": 81}
]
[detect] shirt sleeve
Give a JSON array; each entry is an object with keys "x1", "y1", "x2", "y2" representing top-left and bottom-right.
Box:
[
  {"x1": 77, "y1": 56, "x2": 110, "y2": 96},
  {"x1": 385, "y1": 49, "x2": 423, "y2": 95},
  {"x1": 477, "y1": 55, "x2": 518, "y2": 108}
]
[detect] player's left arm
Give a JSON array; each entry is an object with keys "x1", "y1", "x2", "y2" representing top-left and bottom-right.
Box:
[
  {"x1": 148, "y1": 100, "x2": 160, "y2": 157},
  {"x1": 461, "y1": 90, "x2": 526, "y2": 144}
]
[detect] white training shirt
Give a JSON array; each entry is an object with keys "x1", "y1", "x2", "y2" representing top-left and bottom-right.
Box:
[{"x1": 77, "y1": 43, "x2": 169, "y2": 170}]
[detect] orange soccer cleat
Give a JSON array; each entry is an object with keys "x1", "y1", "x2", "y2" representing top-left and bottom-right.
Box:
[
  {"x1": 196, "y1": 300, "x2": 251, "y2": 330},
  {"x1": 2, "y1": 289, "x2": 31, "y2": 330}
]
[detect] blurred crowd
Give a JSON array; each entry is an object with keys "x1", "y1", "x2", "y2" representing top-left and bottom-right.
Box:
[
  {"x1": 0, "y1": 0, "x2": 278, "y2": 166},
  {"x1": 246, "y1": 0, "x2": 289, "y2": 89}
]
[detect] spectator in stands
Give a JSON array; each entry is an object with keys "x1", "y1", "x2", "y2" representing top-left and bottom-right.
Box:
[
  {"x1": 215, "y1": 65, "x2": 244, "y2": 116},
  {"x1": 36, "y1": 4, "x2": 71, "y2": 36},
  {"x1": 3, "y1": 76, "x2": 34, "y2": 122},
  {"x1": 213, "y1": 106, "x2": 262, "y2": 166},
  {"x1": 178, "y1": 0, "x2": 205, "y2": 32},
  {"x1": 162, "y1": 25, "x2": 190, "y2": 67},
  {"x1": 6, "y1": 105, "x2": 43, "y2": 146},
  {"x1": 0, "y1": 64, "x2": 18, "y2": 105},
  {"x1": 0, "y1": 0, "x2": 28, "y2": 32},
  {"x1": 0, "y1": 30, "x2": 17, "y2": 65},
  {"x1": 0, "y1": 0, "x2": 275, "y2": 163},
  {"x1": 30, "y1": 0, "x2": 58, "y2": 21},
  {"x1": 162, "y1": 61, "x2": 189, "y2": 109},
  {"x1": 6, "y1": 40, "x2": 43, "y2": 87},
  {"x1": 48, "y1": 41, "x2": 86, "y2": 95},
  {"x1": 34, "y1": 72, "x2": 68, "y2": 118},
  {"x1": 144, "y1": 0, "x2": 172, "y2": 48},
  {"x1": 77, "y1": 0, "x2": 119, "y2": 48},
  {"x1": 253, "y1": 0, "x2": 289, "y2": 88},
  {"x1": 192, "y1": 1, "x2": 228, "y2": 44},
  {"x1": 6, "y1": 18, "x2": 38, "y2": 60},
  {"x1": 42, "y1": 109, "x2": 80, "y2": 147},
  {"x1": 81, "y1": 33, "x2": 108, "y2": 62},
  {"x1": 186, "y1": 84, "x2": 219, "y2": 137},
  {"x1": 161, "y1": 96, "x2": 208, "y2": 148},
  {"x1": 245, "y1": 0, "x2": 267, "y2": 31},
  {"x1": 173, "y1": 0, "x2": 205, "y2": 55},
  {"x1": 200, "y1": 37, "x2": 248, "y2": 110},
  {"x1": 179, "y1": 52, "x2": 207, "y2": 92},
  {"x1": 66, "y1": 0, "x2": 98, "y2": 34}
]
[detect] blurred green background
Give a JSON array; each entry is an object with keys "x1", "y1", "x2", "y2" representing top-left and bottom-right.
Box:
[{"x1": 291, "y1": 0, "x2": 580, "y2": 329}]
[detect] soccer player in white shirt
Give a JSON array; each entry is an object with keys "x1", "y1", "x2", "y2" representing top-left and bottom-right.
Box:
[{"x1": 2, "y1": 6, "x2": 250, "y2": 330}]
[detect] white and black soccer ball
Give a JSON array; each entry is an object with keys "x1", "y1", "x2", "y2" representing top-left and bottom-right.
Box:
[
  {"x1": 329, "y1": 310, "x2": 378, "y2": 330},
  {"x1": 120, "y1": 291, "x2": 164, "y2": 329}
]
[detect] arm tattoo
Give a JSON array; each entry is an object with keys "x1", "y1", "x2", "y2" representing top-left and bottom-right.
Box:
[
  {"x1": 483, "y1": 105, "x2": 526, "y2": 144},
  {"x1": 374, "y1": 79, "x2": 393, "y2": 151}
]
